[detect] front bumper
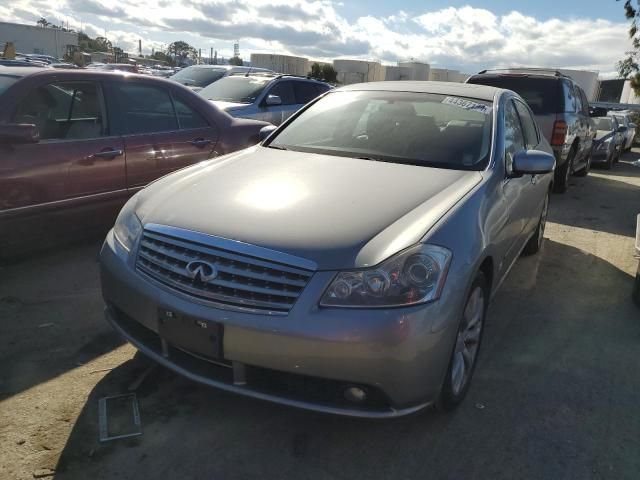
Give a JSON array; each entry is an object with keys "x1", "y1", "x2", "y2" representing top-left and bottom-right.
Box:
[{"x1": 100, "y1": 230, "x2": 461, "y2": 417}]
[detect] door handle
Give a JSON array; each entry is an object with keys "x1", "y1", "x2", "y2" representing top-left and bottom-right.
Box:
[
  {"x1": 91, "y1": 149, "x2": 123, "y2": 159},
  {"x1": 189, "y1": 139, "x2": 212, "y2": 148}
]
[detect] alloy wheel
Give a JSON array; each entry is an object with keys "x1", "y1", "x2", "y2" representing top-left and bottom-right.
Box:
[{"x1": 451, "y1": 286, "x2": 485, "y2": 396}]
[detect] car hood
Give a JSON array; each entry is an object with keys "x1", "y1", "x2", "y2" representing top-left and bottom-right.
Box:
[
  {"x1": 210, "y1": 100, "x2": 249, "y2": 111},
  {"x1": 136, "y1": 147, "x2": 483, "y2": 270}
]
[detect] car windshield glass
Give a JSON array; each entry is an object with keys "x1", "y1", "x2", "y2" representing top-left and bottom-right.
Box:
[
  {"x1": 198, "y1": 76, "x2": 271, "y2": 103},
  {"x1": 594, "y1": 117, "x2": 613, "y2": 130},
  {"x1": 268, "y1": 91, "x2": 493, "y2": 171},
  {"x1": 0, "y1": 75, "x2": 20, "y2": 94},
  {"x1": 170, "y1": 67, "x2": 227, "y2": 87},
  {"x1": 468, "y1": 76, "x2": 561, "y2": 115}
]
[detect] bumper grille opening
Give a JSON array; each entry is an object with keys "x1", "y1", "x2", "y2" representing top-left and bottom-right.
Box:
[{"x1": 135, "y1": 229, "x2": 314, "y2": 314}]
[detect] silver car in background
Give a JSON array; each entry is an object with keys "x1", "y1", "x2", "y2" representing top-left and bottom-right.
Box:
[
  {"x1": 608, "y1": 111, "x2": 637, "y2": 151},
  {"x1": 100, "y1": 81, "x2": 555, "y2": 417},
  {"x1": 199, "y1": 73, "x2": 331, "y2": 125},
  {"x1": 169, "y1": 65, "x2": 273, "y2": 92}
]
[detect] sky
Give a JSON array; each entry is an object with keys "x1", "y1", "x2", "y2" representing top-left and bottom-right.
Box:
[{"x1": 0, "y1": 0, "x2": 633, "y2": 76}]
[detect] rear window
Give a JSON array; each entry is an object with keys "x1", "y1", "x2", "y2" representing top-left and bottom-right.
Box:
[
  {"x1": 468, "y1": 75, "x2": 562, "y2": 115},
  {"x1": 593, "y1": 117, "x2": 613, "y2": 131}
]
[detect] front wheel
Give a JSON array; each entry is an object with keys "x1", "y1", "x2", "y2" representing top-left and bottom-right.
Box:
[
  {"x1": 603, "y1": 150, "x2": 613, "y2": 170},
  {"x1": 575, "y1": 152, "x2": 591, "y2": 177},
  {"x1": 438, "y1": 272, "x2": 488, "y2": 411},
  {"x1": 522, "y1": 194, "x2": 549, "y2": 255}
]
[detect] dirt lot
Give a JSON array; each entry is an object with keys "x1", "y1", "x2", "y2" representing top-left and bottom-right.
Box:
[{"x1": 1, "y1": 154, "x2": 639, "y2": 480}]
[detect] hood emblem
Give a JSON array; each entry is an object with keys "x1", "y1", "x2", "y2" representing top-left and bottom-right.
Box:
[{"x1": 185, "y1": 260, "x2": 218, "y2": 282}]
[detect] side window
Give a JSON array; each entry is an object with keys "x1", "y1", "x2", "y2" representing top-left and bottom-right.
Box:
[
  {"x1": 514, "y1": 100, "x2": 538, "y2": 150},
  {"x1": 504, "y1": 100, "x2": 526, "y2": 175},
  {"x1": 113, "y1": 83, "x2": 178, "y2": 134},
  {"x1": 266, "y1": 81, "x2": 295, "y2": 105},
  {"x1": 173, "y1": 98, "x2": 209, "y2": 129},
  {"x1": 315, "y1": 83, "x2": 331, "y2": 96},
  {"x1": 12, "y1": 81, "x2": 107, "y2": 140},
  {"x1": 562, "y1": 80, "x2": 577, "y2": 113},
  {"x1": 578, "y1": 87, "x2": 590, "y2": 116},
  {"x1": 293, "y1": 81, "x2": 319, "y2": 105}
]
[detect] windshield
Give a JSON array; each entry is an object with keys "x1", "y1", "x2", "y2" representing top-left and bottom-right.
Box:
[
  {"x1": 468, "y1": 76, "x2": 561, "y2": 115},
  {"x1": 199, "y1": 76, "x2": 271, "y2": 103},
  {"x1": 170, "y1": 66, "x2": 227, "y2": 87},
  {"x1": 268, "y1": 91, "x2": 493, "y2": 170},
  {"x1": 0, "y1": 75, "x2": 20, "y2": 95},
  {"x1": 593, "y1": 117, "x2": 613, "y2": 131}
]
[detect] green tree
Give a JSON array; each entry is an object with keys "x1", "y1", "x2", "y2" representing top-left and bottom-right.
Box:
[
  {"x1": 309, "y1": 62, "x2": 337, "y2": 83},
  {"x1": 618, "y1": 1, "x2": 640, "y2": 94},
  {"x1": 150, "y1": 51, "x2": 175, "y2": 66},
  {"x1": 166, "y1": 40, "x2": 198, "y2": 64},
  {"x1": 229, "y1": 56, "x2": 243, "y2": 66}
]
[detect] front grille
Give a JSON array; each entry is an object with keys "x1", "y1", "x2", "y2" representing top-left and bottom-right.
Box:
[{"x1": 135, "y1": 228, "x2": 314, "y2": 314}]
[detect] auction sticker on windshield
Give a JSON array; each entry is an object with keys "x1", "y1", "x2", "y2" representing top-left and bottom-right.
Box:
[{"x1": 442, "y1": 96, "x2": 492, "y2": 115}]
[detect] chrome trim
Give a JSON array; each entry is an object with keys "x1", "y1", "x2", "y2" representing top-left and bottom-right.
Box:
[
  {"x1": 106, "y1": 306, "x2": 430, "y2": 418},
  {"x1": 136, "y1": 224, "x2": 316, "y2": 315},
  {"x1": 144, "y1": 224, "x2": 318, "y2": 271}
]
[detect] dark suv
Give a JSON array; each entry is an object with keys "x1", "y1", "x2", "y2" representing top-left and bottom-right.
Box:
[{"x1": 467, "y1": 69, "x2": 594, "y2": 192}]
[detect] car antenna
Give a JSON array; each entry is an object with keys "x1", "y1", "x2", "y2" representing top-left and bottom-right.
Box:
[{"x1": 245, "y1": 65, "x2": 253, "y2": 77}]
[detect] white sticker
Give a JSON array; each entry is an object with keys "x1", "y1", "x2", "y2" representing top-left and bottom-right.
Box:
[{"x1": 442, "y1": 96, "x2": 492, "y2": 115}]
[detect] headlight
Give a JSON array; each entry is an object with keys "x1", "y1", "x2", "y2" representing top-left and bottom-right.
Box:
[
  {"x1": 597, "y1": 139, "x2": 611, "y2": 150},
  {"x1": 320, "y1": 244, "x2": 452, "y2": 308},
  {"x1": 113, "y1": 195, "x2": 142, "y2": 252}
]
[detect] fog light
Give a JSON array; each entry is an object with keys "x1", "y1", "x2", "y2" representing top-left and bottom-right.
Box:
[{"x1": 343, "y1": 386, "x2": 367, "y2": 404}]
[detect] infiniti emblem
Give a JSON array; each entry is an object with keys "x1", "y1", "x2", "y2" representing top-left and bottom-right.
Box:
[{"x1": 185, "y1": 260, "x2": 218, "y2": 282}]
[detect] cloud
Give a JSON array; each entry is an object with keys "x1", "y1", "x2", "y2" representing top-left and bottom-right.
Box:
[{"x1": 1, "y1": 1, "x2": 631, "y2": 75}]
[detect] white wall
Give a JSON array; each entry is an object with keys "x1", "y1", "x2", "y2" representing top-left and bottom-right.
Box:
[
  {"x1": 557, "y1": 69, "x2": 599, "y2": 101},
  {"x1": 397, "y1": 61, "x2": 430, "y2": 81},
  {"x1": 0, "y1": 22, "x2": 77, "y2": 58},
  {"x1": 250, "y1": 53, "x2": 309, "y2": 76},
  {"x1": 333, "y1": 59, "x2": 386, "y2": 85}
]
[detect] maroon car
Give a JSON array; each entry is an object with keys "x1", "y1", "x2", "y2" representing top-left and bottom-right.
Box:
[{"x1": 0, "y1": 67, "x2": 269, "y2": 257}]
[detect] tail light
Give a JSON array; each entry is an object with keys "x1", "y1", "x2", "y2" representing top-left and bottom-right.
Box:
[{"x1": 551, "y1": 121, "x2": 567, "y2": 146}]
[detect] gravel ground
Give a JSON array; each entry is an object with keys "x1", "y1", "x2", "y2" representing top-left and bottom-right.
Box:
[{"x1": 1, "y1": 154, "x2": 639, "y2": 480}]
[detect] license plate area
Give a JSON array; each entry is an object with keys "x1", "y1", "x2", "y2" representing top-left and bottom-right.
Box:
[{"x1": 158, "y1": 308, "x2": 223, "y2": 360}]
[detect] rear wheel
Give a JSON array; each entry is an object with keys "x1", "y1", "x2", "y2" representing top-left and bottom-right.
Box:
[
  {"x1": 553, "y1": 150, "x2": 574, "y2": 193},
  {"x1": 575, "y1": 151, "x2": 591, "y2": 177},
  {"x1": 438, "y1": 272, "x2": 488, "y2": 411}
]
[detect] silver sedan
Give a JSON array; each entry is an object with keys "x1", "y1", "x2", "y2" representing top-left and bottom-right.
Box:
[{"x1": 100, "y1": 81, "x2": 555, "y2": 417}]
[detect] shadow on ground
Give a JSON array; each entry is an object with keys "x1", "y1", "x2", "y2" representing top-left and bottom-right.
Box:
[{"x1": 54, "y1": 239, "x2": 640, "y2": 480}]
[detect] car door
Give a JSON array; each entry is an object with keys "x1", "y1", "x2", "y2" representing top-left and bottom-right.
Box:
[
  {"x1": 260, "y1": 80, "x2": 296, "y2": 126},
  {"x1": 110, "y1": 82, "x2": 177, "y2": 189},
  {"x1": 0, "y1": 78, "x2": 126, "y2": 253},
  {"x1": 167, "y1": 94, "x2": 219, "y2": 170},
  {"x1": 500, "y1": 99, "x2": 541, "y2": 273}
]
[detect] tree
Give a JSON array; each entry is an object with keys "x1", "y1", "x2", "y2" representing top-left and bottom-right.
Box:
[
  {"x1": 618, "y1": 1, "x2": 640, "y2": 94},
  {"x1": 166, "y1": 41, "x2": 198, "y2": 64},
  {"x1": 229, "y1": 56, "x2": 243, "y2": 66},
  {"x1": 309, "y1": 62, "x2": 337, "y2": 83},
  {"x1": 151, "y1": 51, "x2": 175, "y2": 66}
]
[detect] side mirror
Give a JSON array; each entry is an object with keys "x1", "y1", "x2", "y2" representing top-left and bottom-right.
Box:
[
  {"x1": 512, "y1": 149, "x2": 555, "y2": 175},
  {"x1": 0, "y1": 124, "x2": 39, "y2": 144},
  {"x1": 265, "y1": 94, "x2": 282, "y2": 106},
  {"x1": 629, "y1": 122, "x2": 637, "y2": 129},
  {"x1": 259, "y1": 125, "x2": 277, "y2": 141},
  {"x1": 617, "y1": 125, "x2": 628, "y2": 133}
]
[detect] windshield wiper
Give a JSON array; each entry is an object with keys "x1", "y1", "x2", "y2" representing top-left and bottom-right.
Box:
[{"x1": 267, "y1": 145, "x2": 288, "y2": 151}]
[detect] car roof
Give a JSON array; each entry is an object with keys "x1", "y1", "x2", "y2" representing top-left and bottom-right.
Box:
[
  {"x1": 0, "y1": 66, "x2": 49, "y2": 77},
  {"x1": 337, "y1": 81, "x2": 500, "y2": 101}
]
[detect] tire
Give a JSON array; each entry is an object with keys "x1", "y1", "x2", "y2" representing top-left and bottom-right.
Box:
[
  {"x1": 603, "y1": 150, "x2": 613, "y2": 170},
  {"x1": 575, "y1": 152, "x2": 591, "y2": 177},
  {"x1": 522, "y1": 193, "x2": 549, "y2": 255},
  {"x1": 438, "y1": 272, "x2": 488, "y2": 411},
  {"x1": 553, "y1": 150, "x2": 574, "y2": 193},
  {"x1": 615, "y1": 147, "x2": 622, "y2": 164}
]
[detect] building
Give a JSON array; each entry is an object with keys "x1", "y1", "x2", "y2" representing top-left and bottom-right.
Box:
[
  {"x1": 250, "y1": 53, "x2": 309, "y2": 76},
  {"x1": 333, "y1": 59, "x2": 386, "y2": 85},
  {"x1": 385, "y1": 61, "x2": 431, "y2": 81},
  {"x1": 556, "y1": 68, "x2": 599, "y2": 101},
  {"x1": 0, "y1": 21, "x2": 78, "y2": 59},
  {"x1": 429, "y1": 68, "x2": 469, "y2": 83}
]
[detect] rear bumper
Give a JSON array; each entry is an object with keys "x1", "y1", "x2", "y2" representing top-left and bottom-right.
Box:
[{"x1": 100, "y1": 230, "x2": 461, "y2": 417}]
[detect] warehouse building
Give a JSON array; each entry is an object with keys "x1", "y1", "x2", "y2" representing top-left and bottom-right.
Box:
[
  {"x1": 250, "y1": 53, "x2": 309, "y2": 76},
  {"x1": 0, "y1": 21, "x2": 78, "y2": 58},
  {"x1": 333, "y1": 59, "x2": 386, "y2": 85}
]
